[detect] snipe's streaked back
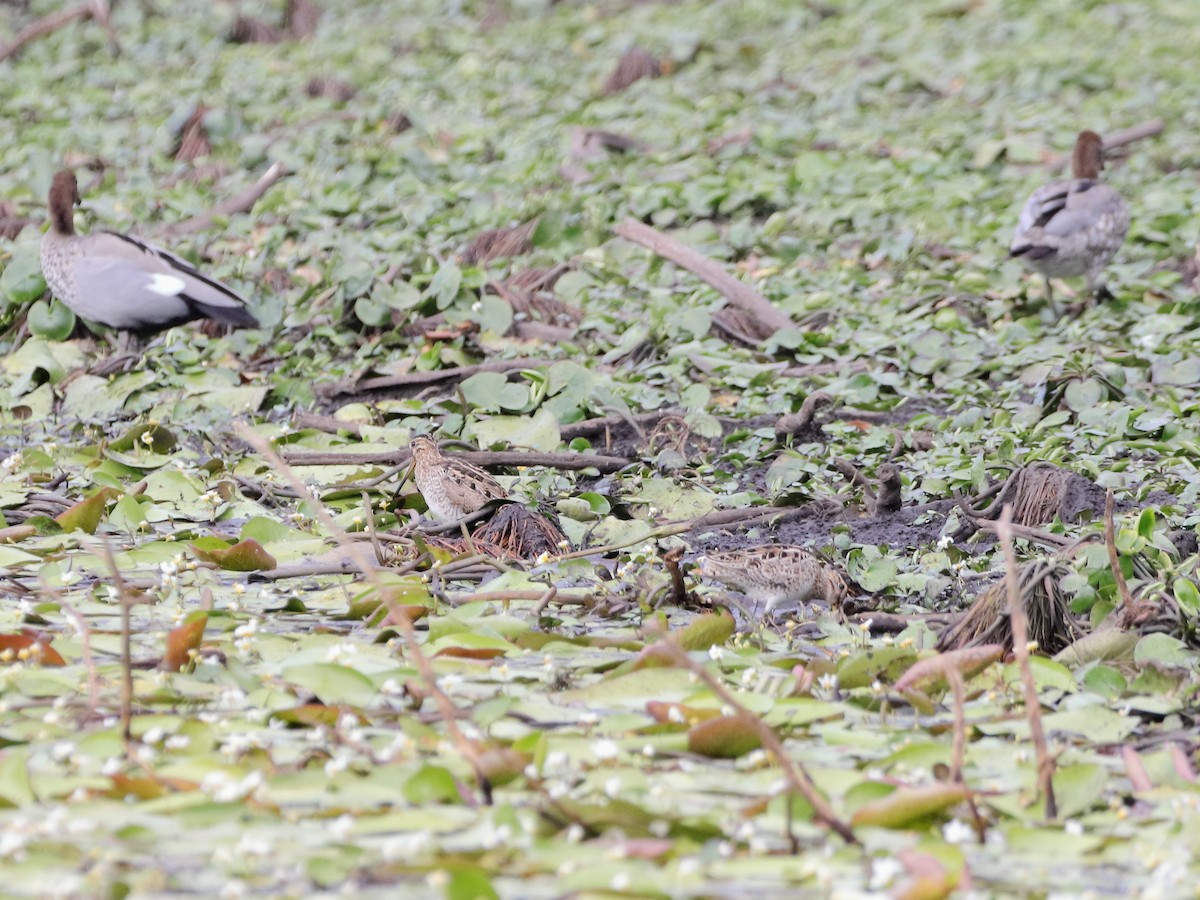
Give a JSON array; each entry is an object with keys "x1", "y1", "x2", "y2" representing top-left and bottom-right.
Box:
[{"x1": 696, "y1": 545, "x2": 847, "y2": 616}]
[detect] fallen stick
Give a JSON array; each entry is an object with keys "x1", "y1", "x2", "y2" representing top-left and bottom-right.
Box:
[
  {"x1": 165, "y1": 161, "x2": 289, "y2": 236},
  {"x1": 281, "y1": 447, "x2": 632, "y2": 474},
  {"x1": 293, "y1": 411, "x2": 366, "y2": 437},
  {"x1": 1043, "y1": 119, "x2": 1164, "y2": 170},
  {"x1": 248, "y1": 558, "x2": 373, "y2": 581},
  {"x1": 1104, "y1": 119, "x2": 1164, "y2": 151},
  {"x1": 0, "y1": 0, "x2": 111, "y2": 63},
  {"x1": 995, "y1": 505, "x2": 1057, "y2": 820},
  {"x1": 614, "y1": 218, "x2": 793, "y2": 334},
  {"x1": 320, "y1": 357, "x2": 556, "y2": 398},
  {"x1": 560, "y1": 410, "x2": 671, "y2": 441}
]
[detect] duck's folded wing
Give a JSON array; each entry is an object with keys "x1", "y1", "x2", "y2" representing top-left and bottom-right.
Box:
[
  {"x1": 1011, "y1": 182, "x2": 1069, "y2": 256},
  {"x1": 85, "y1": 232, "x2": 258, "y2": 327}
]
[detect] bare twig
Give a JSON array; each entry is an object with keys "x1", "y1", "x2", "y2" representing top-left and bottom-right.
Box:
[
  {"x1": 165, "y1": 162, "x2": 288, "y2": 236},
  {"x1": 293, "y1": 411, "x2": 366, "y2": 437},
  {"x1": 320, "y1": 357, "x2": 563, "y2": 398},
  {"x1": 614, "y1": 218, "x2": 793, "y2": 334},
  {"x1": 94, "y1": 536, "x2": 136, "y2": 746},
  {"x1": 560, "y1": 411, "x2": 666, "y2": 442},
  {"x1": 53, "y1": 593, "x2": 101, "y2": 715},
  {"x1": 1104, "y1": 119, "x2": 1164, "y2": 150},
  {"x1": 649, "y1": 632, "x2": 857, "y2": 845},
  {"x1": 236, "y1": 424, "x2": 488, "y2": 801},
  {"x1": 1104, "y1": 490, "x2": 1138, "y2": 627},
  {"x1": 281, "y1": 447, "x2": 631, "y2": 474},
  {"x1": 947, "y1": 669, "x2": 966, "y2": 784},
  {"x1": 0, "y1": 0, "x2": 111, "y2": 63},
  {"x1": 995, "y1": 506, "x2": 1057, "y2": 820},
  {"x1": 1042, "y1": 119, "x2": 1164, "y2": 170}
]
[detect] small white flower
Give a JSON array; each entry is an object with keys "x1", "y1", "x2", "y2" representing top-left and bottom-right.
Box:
[
  {"x1": 869, "y1": 856, "x2": 905, "y2": 889},
  {"x1": 591, "y1": 739, "x2": 620, "y2": 761},
  {"x1": 942, "y1": 818, "x2": 974, "y2": 844}
]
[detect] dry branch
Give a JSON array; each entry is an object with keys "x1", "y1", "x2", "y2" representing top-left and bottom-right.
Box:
[
  {"x1": 649, "y1": 634, "x2": 857, "y2": 845},
  {"x1": 166, "y1": 162, "x2": 288, "y2": 236},
  {"x1": 614, "y1": 218, "x2": 793, "y2": 335},
  {"x1": 1106, "y1": 490, "x2": 1139, "y2": 627},
  {"x1": 1043, "y1": 119, "x2": 1164, "y2": 170},
  {"x1": 996, "y1": 506, "x2": 1057, "y2": 820},
  {"x1": 320, "y1": 357, "x2": 556, "y2": 398},
  {"x1": 280, "y1": 447, "x2": 631, "y2": 474},
  {"x1": 0, "y1": 0, "x2": 112, "y2": 63},
  {"x1": 236, "y1": 425, "x2": 489, "y2": 801}
]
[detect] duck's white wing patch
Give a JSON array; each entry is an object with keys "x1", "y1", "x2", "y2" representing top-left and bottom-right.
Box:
[{"x1": 146, "y1": 272, "x2": 187, "y2": 296}]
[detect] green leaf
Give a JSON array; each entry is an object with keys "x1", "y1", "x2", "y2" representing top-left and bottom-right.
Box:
[
  {"x1": 0, "y1": 241, "x2": 46, "y2": 305},
  {"x1": 25, "y1": 299, "x2": 75, "y2": 340},
  {"x1": 281, "y1": 663, "x2": 377, "y2": 707}
]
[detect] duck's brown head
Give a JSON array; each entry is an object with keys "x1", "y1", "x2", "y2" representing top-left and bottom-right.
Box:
[
  {"x1": 48, "y1": 170, "x2": 81, "y2": 236},
  {"x1": 1071, "y1": 130, "x2": 1106, "y2": 180}
]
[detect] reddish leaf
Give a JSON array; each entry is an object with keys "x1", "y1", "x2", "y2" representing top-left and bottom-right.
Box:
[
  {"x1": 894, "y1": 849, "x2": 957, "y2": 900},
  {"x1": 626, "y1": 643, "x2": 676, "y2": 671},
  {"x1": 433, "y1": 646, "x2": 506, "y2": 660},
  {"x1": 894, "y1": 645, "x2": 1004, "y2": 693},
  {"x1": 55, "y1": 487, "x2": 120, "y2": 534},
  {"x1": 476, "y1": 747, "x2": 531, "y2": 786},
  {"x1": 191, "y1": 538, "x2": 276, "y2": 571},
  {"x1": 383, "y1": 605, "x2": 429, "y2": 626},
  {"x1": 0, "y1": 525, "x2": 36, "y2": 545},
  {"x1": 0, "y1": 633, "x2": 65, "y2": 666},
  {"x1": 104, "y1": 773, "x2": 196, "y2": 801},
  {"x1": 162, "y1": 614, "x2": 207, "y2": 672},
  {"x1": 645, "y1": 701, "x2": 719, "y2": 726},
  {"x1": 687, "y1": 714, "x2": 763, "y2": 759},
  {"x1": 270, "y1": 704, "x2": 354, "y2": 728},
  {"x1": 609, "y1": 838, "x2": 674, "y2": 860},
  {"x1": 1170, "y1": 743, "x2": 1197, "y2": 783}
]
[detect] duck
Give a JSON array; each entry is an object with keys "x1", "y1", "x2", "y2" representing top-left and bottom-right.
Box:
[
  {"x1": 39, "y1": 170, "x2": 258, "y2": 334},
  {"x1": 408, "y1": 434, "x2": 508, "y2": 522},
  {"x1": 1009, "y1": 130, "x2": 1129, "y2": 310}
]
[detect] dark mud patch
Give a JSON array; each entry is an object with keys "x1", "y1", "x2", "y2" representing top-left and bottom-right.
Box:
[{"x1": 688, "y1": 499, "x2": 960, "y2": 556}]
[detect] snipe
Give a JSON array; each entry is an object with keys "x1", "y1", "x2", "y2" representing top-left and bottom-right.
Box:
[
  {"x1": 408, "y1": 434, "x2": 507, "y2": 522},
  {"x1": 696, "y1": 546, "x2": 848, "y2": 618}
]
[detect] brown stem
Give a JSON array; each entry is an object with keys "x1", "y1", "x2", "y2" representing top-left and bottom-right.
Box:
[
  {"x1": 614, "y1": 218, "x2": 793, "y2": 334},
  {"x1": 237, "y1": 425, "x2": 487, "y2": 801},
  {"x1": 662, "y1": 546, "x2": 690, "y2": 606},
  {"x1": 995, "y1": 506, "x2": 1057, "y2": 820},
  {"x1": 650, "y1": 632, "x2": 857, "y2": 845},
  {"x1": 972, "y1": 517, "x2": 1071, "y2": 548},
  {"x1": 320, "y1": 357, "x2": 560, "y2": 398},
  {"x1": 53, "y1": 594, "x2": 102, "y2": 716},
  {"x1": 294, "y1": 411, "x2": 366, "y2": 437},
  {"x1": 0, "y1": 2, "x2": 95, "y2": 63},
  {"x1": 94, "y1": 537, "x2": 136, "y2": 746},
  {"x1": 1042, "y1": 119, "x2": 1164, "y2": 170},
  {"x1": 280, "y1": 447, "x2": 631, "y2": 474},
  {"x1": 165, "y1": 162, "x2": 289, "y2": 236},
  {"x1": 948, "y1": 669, "x2": 966, "y2": 784},
  {"x1": 560, "y1": 411, "x2": 669, "y2": 441},
  {"x1": 1104, "y1": 489, "x2": 1137, "y2": 627}
]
